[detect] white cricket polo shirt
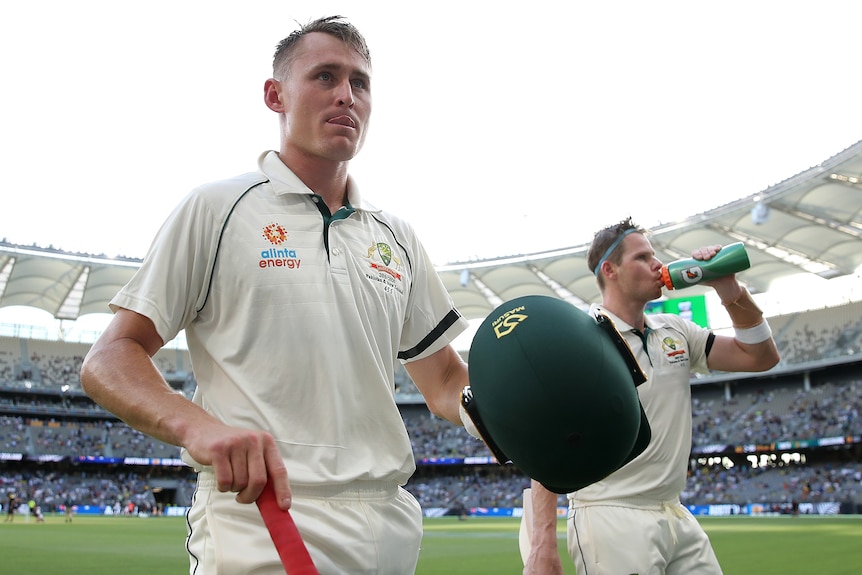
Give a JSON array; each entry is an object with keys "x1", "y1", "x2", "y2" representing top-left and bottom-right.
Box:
[
  {"x1": 110, "y1": 151, "x2": 468, "y2": 487},
  {"x1": 571, "y1": 305, "x2": 711, "y2": 503}
]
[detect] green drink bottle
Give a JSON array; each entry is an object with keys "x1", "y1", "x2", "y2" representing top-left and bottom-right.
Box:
[{"x1": 660, "y1": 242, "x2": 750, "y2": 290}]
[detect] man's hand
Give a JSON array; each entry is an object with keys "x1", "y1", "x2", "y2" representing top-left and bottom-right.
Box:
[
  {"x1": 523, "y1": 552, "x2": 566, "y2": 575},
  {"x1": 80, "y1": 308, "x2": 292, "y2": 510},
  {"x1": 693, "y1": 244, "x2": 744, "y2": 296},
  {"x1": 185, "y1": 421, "x2": 291, "y2": 509},
  {"x1": 690, "y1": 244, "x2": 723, "y2": 262}
]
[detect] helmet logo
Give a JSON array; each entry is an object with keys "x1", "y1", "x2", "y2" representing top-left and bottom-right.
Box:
[{"x1": 492, "y1": 306, "x2": 528, "y2": 338}]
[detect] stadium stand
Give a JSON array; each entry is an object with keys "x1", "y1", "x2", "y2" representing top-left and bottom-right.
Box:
[
  {"x1": 2, "y1": 303, "x2": 861, "y2": 517},
  {"x1": 5, "y1": 141, "x2": 862, "y2": 518},
  {"x1": 771, "y1": 301, "x2": 862, "y2": 365}
]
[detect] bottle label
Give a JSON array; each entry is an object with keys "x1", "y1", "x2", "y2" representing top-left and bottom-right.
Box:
[{"x1": 680, "y1": 265, "x2": 703, "y2": 285}]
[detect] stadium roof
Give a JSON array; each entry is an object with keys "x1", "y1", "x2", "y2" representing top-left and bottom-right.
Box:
[
  {"x1": 2, "y1": 139, "x2": 861, "y2": 322},
  {"x1": 438, "y1": 139, "x2": 862, "y2": 319}
]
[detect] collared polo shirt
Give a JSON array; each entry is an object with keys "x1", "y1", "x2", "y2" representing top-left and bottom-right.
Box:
[
  {"x1": 571, "y1": 304, "x2": 711, "y2": 502},
  {"x1": 110, "y1": 151, "x2": 468, "y2": 487}
]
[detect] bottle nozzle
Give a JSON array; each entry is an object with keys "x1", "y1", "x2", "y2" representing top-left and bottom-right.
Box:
[{"x1": 660, "y1": 266, "x2": 674, "y2": 290}]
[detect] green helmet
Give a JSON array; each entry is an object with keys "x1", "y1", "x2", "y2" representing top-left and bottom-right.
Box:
[{"x1": 463, "y1": 295, "x2": 651, "y2": 494}]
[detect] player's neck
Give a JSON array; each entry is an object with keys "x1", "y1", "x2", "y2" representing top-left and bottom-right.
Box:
[
  {"x1": 278, "y1": 150, "x2": 351, "y2": 213},
  {"x1": 601, "y1": 296, "x2": 646, "y2": 332}
]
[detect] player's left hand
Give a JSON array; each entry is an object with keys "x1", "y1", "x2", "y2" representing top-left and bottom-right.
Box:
[
  {"x1": 690, "y1": 244, "x2": 723, "y2": 261},
  {"x1": 692, "y1": 244, "x2": 744, "y2": 296}
]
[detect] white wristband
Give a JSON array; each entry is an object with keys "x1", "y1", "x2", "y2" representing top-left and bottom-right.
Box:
[
  {"x1": 734, "y1": 319, "x2": 773, "y2": 344},
  {"x1": 459, "y1": 402, "x2": 482, "y2": 440}
]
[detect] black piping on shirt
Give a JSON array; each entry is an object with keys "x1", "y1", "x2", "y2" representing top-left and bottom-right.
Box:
[
  {"x1": 398, "y1": 309, "x2": 463, "y2": 361},
  {"x1": 196, "y1": 180, "x2": 267, "y2": 314},
  {"x1": 372, "y1": 212, "x2": 458, "y2": 361},
  {"x1": 705, "y1": 332, "x2": 716, "y2": 356},
  {"x1": 370, "y1": 213, "x2": 413, "y2": 274}
]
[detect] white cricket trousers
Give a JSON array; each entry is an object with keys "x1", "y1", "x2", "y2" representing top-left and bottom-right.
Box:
[
  {"x1": 186, "y1": 472, "x2": 423, "y2": 574},
  {"x1": 567, "y1": 498, "x2": 723, "y2": 575}
]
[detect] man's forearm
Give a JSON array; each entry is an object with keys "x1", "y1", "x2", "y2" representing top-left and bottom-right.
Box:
[
  {"x1": 81, "y1": 337, "x2": 206, "y2": 447},
  {"x1": 529, "y1": 479, "x2": 562, "y2": 552}
]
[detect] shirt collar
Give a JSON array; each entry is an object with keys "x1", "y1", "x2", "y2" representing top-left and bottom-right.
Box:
[
  {"x1": 589, "y1": 303, "x2": 670, "y2": 333},
  {"x1": 257, "y1": 150, "x2": 381, "y2": 213}
]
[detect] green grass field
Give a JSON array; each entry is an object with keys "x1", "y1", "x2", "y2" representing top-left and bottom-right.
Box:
[{"x1": 2, "y1": 514, "x2": 861, "y2": 574}]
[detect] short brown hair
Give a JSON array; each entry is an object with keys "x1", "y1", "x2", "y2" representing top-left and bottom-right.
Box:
[
  {"x1": 272, "y1": 15, "x2": 371, "y2": 79},
  {"x1": 587, "y1": 217, "x2": 646, "y2": 289}
]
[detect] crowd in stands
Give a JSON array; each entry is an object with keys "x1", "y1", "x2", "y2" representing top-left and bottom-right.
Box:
[
  {"x1": 0, "y1": 467, "x2": 190, "y2": 516},
  {"x1": 406, "y1": 467, "x2": 530, "y2": 510},
  {"x1": 0, "y1": 415, "x2": 181, "y2": 459},
  {"x1": 770, "y1": 301, "x2": 862, "y2": 365},
  {"x1": 2, "y1": 302, "x2": 862, "y2": 514},
  {"x1": 0, "y1": 336, "x2": 188, "y2": 396},
  {"x1": 683, "y1": 460, "x2": 861, "y2": 509},
  {"x1": 403, "y1": 408, "x2": 489, "y2": 459},
  {"x1": 692, "y1": 379, "x2": 861, "y2": 447},
  {"x1": 3, "y1": 457, "x2": 859, "y2": 515}
]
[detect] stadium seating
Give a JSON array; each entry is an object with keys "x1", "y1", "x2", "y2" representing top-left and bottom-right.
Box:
[{"x1": 1, "y1": 302, "x2": 861, "y2": 514}]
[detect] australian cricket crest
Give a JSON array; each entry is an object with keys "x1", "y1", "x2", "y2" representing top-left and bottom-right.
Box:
[
  {"x1": 375, "y1": 242, "x2": 392, "y2": 266},
  {"x1": 365, "y1": 242, "x2": 405, "y2": 294},
  {"x1": 660, "y1": 335, "x2": 690, "y2": 365}
]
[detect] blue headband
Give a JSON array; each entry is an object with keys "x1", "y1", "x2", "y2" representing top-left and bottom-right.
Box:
[{"x1": 593, "y1": 228, "x2": 637, "y2": 276}]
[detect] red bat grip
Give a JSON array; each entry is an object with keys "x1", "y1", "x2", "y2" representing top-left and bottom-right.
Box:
[{"x1": 256, "y1": 479, "x2": 319, "y2": 575}]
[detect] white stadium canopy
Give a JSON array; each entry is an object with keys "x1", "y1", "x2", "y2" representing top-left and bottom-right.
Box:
[{"x1": 2, "y1": 139, "x2": 861, "y2": 323}]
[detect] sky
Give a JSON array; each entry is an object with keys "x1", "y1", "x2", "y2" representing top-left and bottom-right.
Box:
[
  {"x1": 2, "y1": 1, "x2": 862, "y2": 342},
  {"x1": 2, "y1": 0, "x2": 861, "y2": 265}
]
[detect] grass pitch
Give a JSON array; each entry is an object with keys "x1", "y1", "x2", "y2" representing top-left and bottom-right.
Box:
[{"x1": 2, "y1": 513, "x2": 860, "y2": 574}]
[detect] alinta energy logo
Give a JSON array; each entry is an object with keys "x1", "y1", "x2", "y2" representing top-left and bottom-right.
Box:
[
  {"x1": 259, "y1": 223, "x2": 301, "y2": 270},
  {"x1": 262, "y1": 223, "x2": 288, "y2": 245}
]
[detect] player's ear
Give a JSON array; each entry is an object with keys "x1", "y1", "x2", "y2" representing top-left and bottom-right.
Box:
[
  {"x1": 598, "y1": 260, "x2": 614, "y2": 280},
  {"x1": 264, "y1": 78, "x2": 285, "y2": 113}
]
